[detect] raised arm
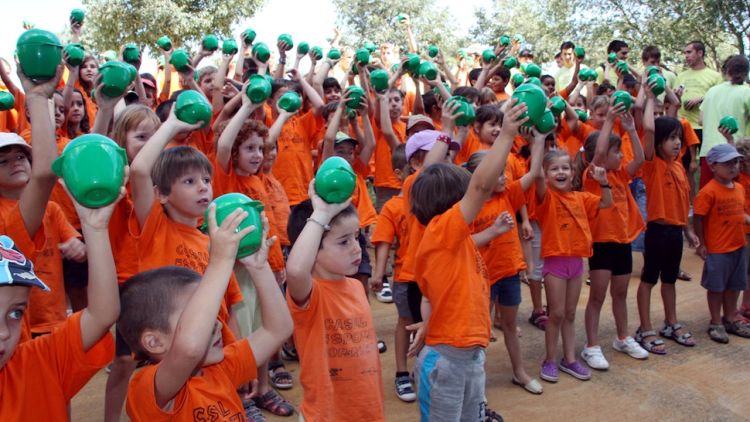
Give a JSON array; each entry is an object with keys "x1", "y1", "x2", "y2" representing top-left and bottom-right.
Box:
[
  {"x1": 90, "y1": 77, "x2": 126, "y2": 135},
  {"x1": 459, "y1": 100, "x2": 526, "y2": 224},
  {"x1": 154, "y1": 206, "x2": 252, "y2": 408},
  {"x1": 215, "y1": 88, "x2": 262, "y2": 173},
  {"x1": 273, "y1": 40, "x2": 290, "y2": 81},
  {"x1": 18, "y1": 65, "x2": 63, "y2": 238},
  {"x1": 213, "y1": 53, "x2": 235, "y2": 114},
  {"x1": 289, "y1": 68, "x2": 325, "y2": 112},
  {"x1": 357, "y1": 98, "x2": 376, "y2": 164},
  {"x1": 320, "y1": 101, "x2": 345, "y2": 162},
  {"x1": 375, "y1": 92, "x2": 400, "y2": 150}
]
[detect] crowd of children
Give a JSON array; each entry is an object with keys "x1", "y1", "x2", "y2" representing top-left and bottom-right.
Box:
[{"x1": 1, "y1": 9, "x2": 750, "y2": 422}]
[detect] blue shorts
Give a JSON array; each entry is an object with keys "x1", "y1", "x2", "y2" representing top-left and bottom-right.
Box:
[
  {"x1": 490, "y1": 274, "x2": 522, "y2": 306},
  {"x1": 629, "y1": 177, "x2": 647, "y2": 253}
]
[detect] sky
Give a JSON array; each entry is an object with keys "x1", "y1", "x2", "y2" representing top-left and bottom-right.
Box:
[{"x1": 1, "y1": 0, "x2": 487, "y2": 83}]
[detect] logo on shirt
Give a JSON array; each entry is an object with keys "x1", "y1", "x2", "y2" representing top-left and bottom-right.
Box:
[{"x1": 191, "y1": 400, "x2": 243, "y2": 421}]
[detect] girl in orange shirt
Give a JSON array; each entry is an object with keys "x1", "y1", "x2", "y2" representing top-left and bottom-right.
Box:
[
  {"x1": 535, "y1": 149, "x2": 612, "y2": 383},
  {"x1": 636, "y1": 116, "x2": 700, "y2": 354},
  {"x1": 65, "y1": 89, "x2": 89, "y2": 139},
  {"x1": 576, "y1": 94, "x2": 650, "y2": 371}
]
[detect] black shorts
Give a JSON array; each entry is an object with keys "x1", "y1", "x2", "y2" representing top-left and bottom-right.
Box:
[
  {"x1": 115, "y1": 324, "x2": 132, "y2": 357},
  {"x1": 589, "y1": 242, "x2": 633, "y2": 276},
  {"x1": 407, "y1": 281, "x2": 423, "y2": 323},
  {"x1": 641, "y1": 222, "x2": 683, "y2": 285},
  {"x1": 63, "y1": 257, "x2": 89, "y2": 289},
  {"x1": 356, "y1": 230, "x2": 372, "y2": 276}
]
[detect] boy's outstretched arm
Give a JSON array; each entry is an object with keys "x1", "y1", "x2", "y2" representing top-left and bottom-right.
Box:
[
  {"x1": 130, "y1": 107, "x2": 202, "y2": 228},
  {"x1": 19, "y1": 64, "x2": 63, "y2": 238},
  {"x1": 286, "y1": 182, "x2": 352, "y2": 305},
  {"x1": 75, "y1": 169, "x2": 128, "y2": 349},
  {"x1": 154, "y1": 206, "x2": 253, "y2": 408},
  {"x1": 459, "y1": 100, "x2": 527, "y2": 224},
  {"x1": 240, "y1": 214, "x2": 294, "y2": 365},
  {"x1": 321, "y1": 101, "x2": 345, "y2": 162}
]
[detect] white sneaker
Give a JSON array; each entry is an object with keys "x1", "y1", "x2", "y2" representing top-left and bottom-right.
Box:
[
  {"x1": 581, "y1": 345, "x2": 610, "y2": 370},
  {"x1": 613, "y1": 336, "x2": 649, "y2": 360},
  {"x1": 376, "y1": 282, "x2": 393, "y2": 303}
]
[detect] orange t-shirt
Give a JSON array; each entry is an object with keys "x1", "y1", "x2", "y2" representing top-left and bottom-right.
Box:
[
  {"x1": 211, "y1": 166, "x2": 286, "y2": 271},
  {"x1": 108, "y1": 190, "x2": 140, "y2": 285},
  {"x1": 642, "y1": 156, "x2": 690, "y2": 226},
  {"x1": 268, "y1": 111, "x2": 319, "y2": 205},
  {"x1": 0, "y1": 109, "x2": 16, "y2": 133},
  {"x1": 415, "y1": 202, "x2": 491, "y2": 348},
  {"x1": 352, "y1": 160, "x2": 377, "y2": 227},
  {"x1": 0, "y1": 312, "x2": 114, "y2": 421},
  {"x1": 287, "y1": 277, "x2": 385, "y2": 422},
  {"x1": 13, "y1": 91, "x2": 30, "y2": 136},
  {"x1": 400, "y1": 171, "x2": 423, "y2": 282},
  {"x1": 261, "y1": 172, "x2": 291, "y2": 246},
  {"x1": 584, "y1": 168, "x2": 644, "y2": 244},
  {"x1": 736, "y1": 172, "x2": 750, "y2": 234},
  {"x1": 470, "y1": 181, "x2": 527, "y2": 281},
  {"x1": 494, "y1": 91, "x2": 510, "y2": 102},
  {"x1": 74, "y1": 80, "x2": 97, "y2": 126},
  {"x1": 372, "y1": 118, "x2": 406, "y2": 189},
  {"x1": 679, "y1": 117, "x2": 700, "y2": 160},
  {"x1": 536, "y1": 188, "x2": 600, "y2": 258},
  {"x1": 454, "y1": 129, "x2": 487, "y2": 165},
  {"x1": 27, "y1": 202, "x2": 80, "y2": 335},
  {"x1": 131, "y1": 201, "x2": 243, "y2": 343},
  {"x1": 126, "y1": 340, "x2": 257, "y2": 422},
  {"x1": 694, "y1": 179, "x2": 747, "y2": 253},
  {"x1": 371, "y1": 195, "x2": 409, "y2": 281},
  {"x1": 0, "y1": 197, "x2": 45, "y2": 261}
]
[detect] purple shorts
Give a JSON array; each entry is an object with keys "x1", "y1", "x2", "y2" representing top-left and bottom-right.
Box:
[{"x1": 543, "y1": 256, "x2": 584, "y2": 280}]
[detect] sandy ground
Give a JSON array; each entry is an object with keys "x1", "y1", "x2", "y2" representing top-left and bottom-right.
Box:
[{"x1": 71, "y1": 247, "x2": 750, "y2": 421}]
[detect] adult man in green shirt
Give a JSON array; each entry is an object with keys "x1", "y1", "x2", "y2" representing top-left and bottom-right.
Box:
[{"x1": 674, "y1": 41, "x2": 723, "y2": 146}]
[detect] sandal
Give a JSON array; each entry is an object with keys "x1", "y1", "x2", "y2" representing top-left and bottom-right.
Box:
[
  {"x1": 635, "y1": 327, "x2": 667, "y2": 355},
  {"x1": 254, "y1": 390, "x2": 295, "y2": 417},
  {"x1": 280, "y1": 342, "x2": 298, "y2": 361},
  {"x1": 243, "y1": 398, "x2": 267, "y2": 422},
  {"x1": 484, "y1": 403, "x2": 504, "y2": 422},
  {"x1": 724, "y1": 319, "x2": 750, "y2": 338},
  {"x1": 268, "y1": 361, "x2": 293, "y2": 390},
  {"x1": 660, "y1": 322, "x2": 696, "y2": 347},
  {"x1": 708, "y1": 324, "x2": 729, "y2": 344},
  {"x1": 677, "y1": 270, "x2": 692, "y2": 281},
  {"x1": 528, "y1": 309, "x2": 548, "y2": 331}
]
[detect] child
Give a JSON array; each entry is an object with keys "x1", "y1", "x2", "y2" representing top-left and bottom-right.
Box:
[
  {"x1": 285, "y1": 190, "x2": 385, "y2": 421},
  {"x1": 535, "y1": 147, "x2": 612, "y2": 382},
  {"x1": 635, "y1": 116, "x2": 699, "y2": 354},
  {"x1": 407, "y1": 101, "x2": 526, "y2": 421},
  {"x1": 373, "y1": 88, "x2": 407, "y2": 211},
  {"x1": 0, "y1": 165, "x2": 125, "y2": 419},
  {"x1": 65, "y1": 88, "x2": 89, "y2": 139},
  {"x1": 466, "y1": 123, "x2": 544, "y2": 395},
  {"x1": 122, "y1": 208, "x2": 293, "y2": 420},
  {"x1": 371, "y1": 144, "x2": 418, "y2": 402},
  {"x1": 579, "y1": 95, "x2": 650, "y2": 371},
  {"x1": 735, "y1": 138, "x2": 750, "y2": 319},
  {"x1": 694, "y1": 143, "x2": 750, "y2": 342}
]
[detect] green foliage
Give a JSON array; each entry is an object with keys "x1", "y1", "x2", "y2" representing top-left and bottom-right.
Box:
[{"x1": 80, "y1": 0, "x2": 265, "y2": 56}]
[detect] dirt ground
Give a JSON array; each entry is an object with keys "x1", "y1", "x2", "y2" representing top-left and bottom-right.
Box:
[{"x1": 71, "y1": 247, "x2": 750, "y2": 421}]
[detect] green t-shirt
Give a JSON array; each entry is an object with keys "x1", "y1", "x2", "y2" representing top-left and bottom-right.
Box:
[
  {"x1": 674, "y1": 67, "x2": 723, "y2": 129},
  {"x1": 699, "y1": 81, "x2": 750, "y2": 157}
]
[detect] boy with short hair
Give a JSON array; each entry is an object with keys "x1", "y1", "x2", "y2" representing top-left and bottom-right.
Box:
[
  {"x1": 0, "y1": 168, "x2": 125, "y2": 419},
  {"x1": 285, "y1": 186, "x2": 385, "y2": 421},
  {"x1": 694, "y1": 143, "x2": 750, "y2": 343},
  {"x1": 122, "y1": 208, "x2": 293, "y2": 420},
  {"x1": 408, "y1": 100, "x2": 527, "y2": 421}
]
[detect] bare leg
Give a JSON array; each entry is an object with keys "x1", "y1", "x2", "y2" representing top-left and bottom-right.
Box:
[
  {"x1": 395, "y1": 316, "x2": 412, "y2": 373},
  {"x1": 500, "y1": 304, "x2": 532, "y2": 384},
  {"x1": 723, "y1": 290, "x2": 741, "y2": 324},
  {"x1": 610, "y1": 274, "x2": 631, "y2": 339},
  {"x1": 104, "y1": 355, "x2": 137, "y2": 422},
  {"x1": 707, "y1": 291, "x2": 724, "y2": 325},
  {"x1": 584, "y1": 270, "x2": 611, "y2": 347},
  {"x1": 543, "y1": 274, "x2": 567, "y2": 362},
  {"x1": 561, "y1": 275, "x2": 583, "y2": 364}
]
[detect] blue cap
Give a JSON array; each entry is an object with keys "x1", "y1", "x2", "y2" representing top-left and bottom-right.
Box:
[
  {"x1": 0, "y1": 235, "x2": 48, "y2": 291},
  {"x1": 706, "y1": 143, "x2": 742, "y2": 164}
]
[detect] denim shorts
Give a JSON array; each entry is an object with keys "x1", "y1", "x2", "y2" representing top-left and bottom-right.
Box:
[{"x1": 490, "y1": 274, "x2": 522, "y2": 306}]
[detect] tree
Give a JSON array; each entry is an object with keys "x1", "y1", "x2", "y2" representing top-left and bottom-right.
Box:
[
  {"x1": 80, "y1": 0, "x2": 265, "y2": 56},
  {"x1": 332, "y1": 0, "x2": 467, "y2": 58}
]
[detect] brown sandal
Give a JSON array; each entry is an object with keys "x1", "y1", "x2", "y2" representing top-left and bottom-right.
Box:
[{"x1": 254, "y1": 390, "x2": 294, "y2": 417}]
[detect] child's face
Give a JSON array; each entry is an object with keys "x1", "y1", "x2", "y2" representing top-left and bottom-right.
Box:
[
  {"x1": 572, "y1": 97, "x2": 585, "y2": 111},
  {"x1": 235, "y1": 134, "x2": 264, "y2": 176},
  {"x1": 0, "y1": 146, "x2": 31, "y2": 190},
  {"x1": 591, "y1": 105, "x2": 608, "y2": 129},
  {"x1": 561, "y1": 48, "x2": 574, "y2": 66},
  {"x1": 68, "y1": 92, "x2": 85, "y2": 125},
  {"x1": 489, "y1": 75, "x2": 507, "y2": 94},
  {"x1": 710, "y1": 159, "x2": 740, "y2": 183},
  {"x1": 316, "y1": 214, "x2": 361, "y2": 277},
  {"x1": 323, "y1": 87, "x2": 341, "y2": 104},
  {"x1": 161, "y1": 169, "x2": 213, "y2": 221},
  {"x1": 53, "y1": 95, "x2": 65, "y2": 129},
  {"x1": 387, "y1": 91, "x2": 404, "y2": 121},
  {"x1": 604, "y1": 144, "x2": 623, "y2": 170},
  {"x1": 654, "y1": 102, "x2": 665, "y2": 117},
  {"x1": 125, "y1": 119, "x2": 159, "y2": 162},
  {"x1": 144, "y1": 88, "x2": 156, "y2": 108},
  {"x1": 334, "y1": 141, "x2": 356, "y2": 165},
  {"x1": 659, "y1": 131, "x2": 682, "y2": 160},
  {"x1": 542, "y1": 78, "x2": 556, "y2": 97},
  {"x1": 80, "y1": 59, "x2": 98, "y2": 84},
  {"x1": 199, "y1": 74, "x2": 215, "y2": 98},
  {"x1": 545, "y1": 155, "x2": 573, "y2": 191},
  {"x1": 476, "y1": 120, "x2": 501, "y2": 145},
  {"x1": 262, "y1": 143, "x2": 277, "y2": 172},
  {"x1": 0, "y1": 285, "x2": 30, "y2": 369}
]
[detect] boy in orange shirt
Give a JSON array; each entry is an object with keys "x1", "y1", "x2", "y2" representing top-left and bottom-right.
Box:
[
  {"x1": 122, "y1": 208, "x2": 293, "y2": 421},
  {"x1": 373, "y1": 88, "x2": 406, "y2": 210},
  {"x1": 0, "y1": 170, "x2": 125, "y2": 419},
  {"x1": 371, "y1": 144, "x2": 418, "y2": 402},
  {"x1": 285, "y1": 186, "x2": 385, "y2": 421},
  {"x1": 694, "y1": 144, "x2": 750, "y2": 343},
  {"x1": 406, "y1": 100, "x2": 526, "y2": 421}
]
